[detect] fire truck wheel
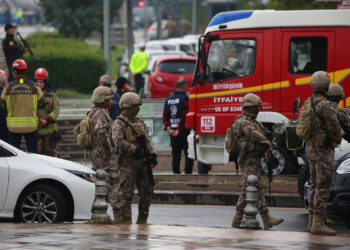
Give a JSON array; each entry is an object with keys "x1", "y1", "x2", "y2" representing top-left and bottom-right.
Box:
[
  {"x1": 261, "y1": 148, "x2": 286, "y2": 176},
  {"x1": 198, "y1": 162, "x2": 211, "y2": 175}
]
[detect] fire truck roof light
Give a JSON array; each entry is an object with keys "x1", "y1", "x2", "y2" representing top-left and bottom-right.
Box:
[{"x1": 208, "y1": 10, "x2": 254, "y2": 27}]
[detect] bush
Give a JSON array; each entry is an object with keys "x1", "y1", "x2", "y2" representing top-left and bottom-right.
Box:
[{"x1": 24, "y1": 32, "x2": 106, "y2": 94}]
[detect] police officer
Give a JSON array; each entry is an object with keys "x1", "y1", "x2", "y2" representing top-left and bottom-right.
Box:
[
  {"x1": 227, "y1": 93, "x2": 283, "y2": 230},
  {"x1": 110, "y1": 92, "x2": 157, "y2": 224},
  {"x1": 2, "y1": 24, "x2": 27, "y2": 81},
  {"x1": 74, "y1": 86, "x2": 115, "y2": 197},
  {"x1": 306, "y1": 71, "x2": 343, "y2": 235},
  {"x1": 129, "y1": 42, "x2": 148, "y2": 95},
  {"x1": 0, "y1": 59, "x2": 43, "y2": 153},
  {"x1": 0, "y1": 70, "x2": 8, "y2": 142},
  {"x1": 162, "y1": 79, "x2": 193, "y2": 174},
  {"x1": 35, "y1": 68, "x2": 60, "y2": 157}
]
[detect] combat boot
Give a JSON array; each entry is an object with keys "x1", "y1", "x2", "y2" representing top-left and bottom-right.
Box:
[
  {"x1": 260, "y1": 210, "x2": 284, "y2": 230},
  {"x1": 232, "y1": 209, "x2": 243, "y2": 228},
  {"x1": 136, "y1": 214, "x2": 149, "y2": 224},
  {"x1": 310, "y1": 215, "x2": 336, "y2": 236},
  {"x1": 113, "y1": 212, "x2": 123, "y2": 224},
  {"x1": 307, "y1": 212, "x2": 313, "y2": 232}
]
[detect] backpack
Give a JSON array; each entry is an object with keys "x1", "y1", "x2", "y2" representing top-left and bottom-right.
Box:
[
  {"x1": 296, "y1": 97, "x2": 322, "y2": 140},
  {"x1": 76, "y1": 108, "x2": 98, "y2": 150},
  {"x1": 225, "y1": 122, "x2": 239, "y2": 167}
]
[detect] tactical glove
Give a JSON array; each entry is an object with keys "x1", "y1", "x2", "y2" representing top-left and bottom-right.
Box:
[{"x1": 134, "y1": 145, "x2": 145, "y2": 159}]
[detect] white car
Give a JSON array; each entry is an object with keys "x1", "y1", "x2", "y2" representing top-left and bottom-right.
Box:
[{"x1": 0, "y1": 140, "x2": 95, "y2": 223}]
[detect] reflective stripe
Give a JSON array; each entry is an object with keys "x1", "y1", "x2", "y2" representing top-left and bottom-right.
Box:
[
  {"x1": 32, "y1": 95, "x2": 38, "y2": 117},
  {"x1": 7, "y1": 117, "x2": 38, "y2": 128},
  {"x1": 6, "y1": 95, "x2": 12, "y2": 117}
]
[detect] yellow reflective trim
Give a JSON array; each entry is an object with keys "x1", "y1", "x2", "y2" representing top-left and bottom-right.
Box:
[
  {"x1": 189, "y1": 81, "x2": 289, "y2": 99},
  {"x1": 32, "y1": 95, "x2": 37, "y2": 117},
  {"x1": 346, "y1": 97, "x2": 350, "y2": 108},
  {"x1": 339, "y1": 100, "x2": 344, "y2": 108},
  {"x1": 19, "y1": 78, "x2": 24, "y2": 84},
  {"x1": 6, "y1": 95, "x2": 12, "y2": 117},
  {"x1": 295, "y1": 76, "x2": 312, "y2": 86}
]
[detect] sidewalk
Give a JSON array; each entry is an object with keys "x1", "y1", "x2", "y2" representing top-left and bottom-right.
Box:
[{"x1": 1, "y1": 223, "x2": 349, "y2": 249}]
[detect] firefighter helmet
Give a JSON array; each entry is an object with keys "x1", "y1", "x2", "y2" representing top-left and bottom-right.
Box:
[
  {"x1": 91, "y1": 86, "x2": 114, "y2": 104},
  {"x1": 311, "y1": 71, "x2": 331, "y2": 90},
  {"x1": 34, "y1": 68, "x2": 48, "y2": 80},
  {"x1": 119, "y1": 92, "x2": 142, "y2": 109},
  {"x1": 0, "y1": 69, "x2": 8, "y2": 80},
  {"x1": 242, "y1": 93, "x2": 262, "y2": 108},
  {"x1": 12, "y1": 59, "x2": 28, "y2": 70},
  {"x1": 328, "y1": 84, "x2": 345, "y2": 99}
]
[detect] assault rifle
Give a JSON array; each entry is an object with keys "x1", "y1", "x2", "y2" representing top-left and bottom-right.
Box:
[
  {"x1": 265, "y1": 152, "x2": 279, "y2": 195},
  {"x1": 16, "y1": 32, "x2": 33, "y2": 57},
  {"x1": 338, "y1": 108, "x2": 350, "y2": 142},
  {"x1": 134, "y1": 134, "x2": 157, "y2": 186}
]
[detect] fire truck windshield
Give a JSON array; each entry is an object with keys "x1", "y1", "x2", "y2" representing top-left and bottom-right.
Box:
[{"x1": 206, "y1": 39, "x2": 256, "y2": 83}]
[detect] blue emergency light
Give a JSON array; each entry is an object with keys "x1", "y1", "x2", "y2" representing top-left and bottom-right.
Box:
[{"x1": 208, "y1": 10, "x2": 254, "y2": 27}]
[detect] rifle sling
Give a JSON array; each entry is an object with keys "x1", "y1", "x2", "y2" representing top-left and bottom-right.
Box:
[{"x1": 116, "y1": 117, "x2": 138, "y2": 136}]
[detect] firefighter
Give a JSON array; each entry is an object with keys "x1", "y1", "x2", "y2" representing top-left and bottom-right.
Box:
[
  {"x1": 162, "y1": 79, "x2": 194, "y2": 174},
  {"x1": 129, "y1": 42, "x2": 148, "y2": 96},
  {"x1": 2, "y1": 24, "x2": 27, "y2": 81},
  {"x1": 0, "y1": 59, "x2": 43, "y2": 153},
  {"x1": 0, "y1": 69, "x2": 8, "y2": 142},
  {"x1": 35, "y1": 68, "x2": 60, "y2": 157}
]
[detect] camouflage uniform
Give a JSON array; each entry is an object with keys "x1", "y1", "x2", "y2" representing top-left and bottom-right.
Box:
[
  {"x1": 306, "y1": 71, "x2": 343, "y2": 236},
  {"x1": 109, "y1": 92, "x2": 156, "y2": 224},
  {"x1": 227, "y1": 93, "x2": 283, "y2": 230},
  {"x1": 233, "y1": 114, "x2": 271, "y2": 213},
  {"x1": 74, "y1": 86, "x2": 115, "y2": 198}
]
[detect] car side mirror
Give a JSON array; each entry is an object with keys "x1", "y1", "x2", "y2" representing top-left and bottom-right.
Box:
[{"x1": 293, "y1": 97, "x2": 301, "y2": 112}]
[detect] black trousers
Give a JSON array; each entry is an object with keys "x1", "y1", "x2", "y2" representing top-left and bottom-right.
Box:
[
  {"x1": 134, "y1": 73, "x2": 145, "y2": 95},
  {"x1": 170, "y1": 135, "x2": 194, "y2": 174}
]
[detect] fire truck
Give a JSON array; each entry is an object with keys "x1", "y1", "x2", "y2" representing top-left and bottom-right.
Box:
[{"x1": 186, "y1": 9, "x2": 350, "y2": 174}]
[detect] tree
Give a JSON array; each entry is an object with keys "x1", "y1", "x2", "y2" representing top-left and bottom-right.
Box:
[
  {"x1": 40, "y1": 0, "x2": 123, "y2": 38},
  {"x1": 266, "y1": 0, "x2": 338, "y2": 10}
]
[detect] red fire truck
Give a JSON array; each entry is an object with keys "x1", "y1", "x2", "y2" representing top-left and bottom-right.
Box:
[{"x1": 186, "y1": 9, "x2": 350, "y2": 174}]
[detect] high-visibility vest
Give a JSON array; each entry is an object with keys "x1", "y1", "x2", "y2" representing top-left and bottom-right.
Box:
[{"x1": 1, "y1": 78, "x2": 43, "y2": 133}]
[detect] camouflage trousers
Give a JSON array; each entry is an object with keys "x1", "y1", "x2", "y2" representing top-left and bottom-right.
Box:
[
  {"x1": 38, "y1": 135, "x2": 57, "y2": 157},
  {"x1": 109, "y1": 164, "x2": 153, "y2": 224},
  {"x1": 236, "y1": 156, "x2": 268, "y2": 214},
  {"x1": 90, "y1": 149, "x2": 117, "y2": 202},
  {"x1": 306, "y1": 144, "x2": 334, "y2": 216}
]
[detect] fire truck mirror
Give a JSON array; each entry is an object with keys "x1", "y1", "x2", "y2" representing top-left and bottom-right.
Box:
[{"x1": 293, "y1": 97, "x2": 301, "y2": 113}]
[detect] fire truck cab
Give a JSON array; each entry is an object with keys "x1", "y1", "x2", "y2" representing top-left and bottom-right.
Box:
[{"x1": 186, "y1": 9, "x2": 350, "y2": 172}]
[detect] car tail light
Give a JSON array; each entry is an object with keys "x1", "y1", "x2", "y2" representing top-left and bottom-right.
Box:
[
  {"x1": 124, "y1": 66, "x2": 129, "y2": 73},
  {"x1": 156, "y1": 76, "x2": 164, "y2": 82},
  {"x1": 148, "y1": 26, "x2": 153, "y2": 32}
]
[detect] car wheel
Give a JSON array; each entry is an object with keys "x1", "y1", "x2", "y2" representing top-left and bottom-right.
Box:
[
  {"x1": 298, "y1": 164, "x2": 310, "y2": 209},
  {"x1": 15, "y1": 184, "x2": 66, "y2": 223},
  {"x1": 261, "y1": 148, "x2": 287, "y2": 176},
  {"x1": 198, "y1": 162, "x2": 211, "y2": 174}
]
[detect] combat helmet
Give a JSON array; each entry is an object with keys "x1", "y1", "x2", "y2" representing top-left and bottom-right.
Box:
[
  {"x1": 91, "y1": 86, "x2": 114, "y2": 104},
  {"x1": 119, "y1": 92, "x2": 142, "y2": 109},
  {"x1": 242, "y1": 93, "x2": 262, "y2": 108},
  {"x1": 311, "y1": 71, "x2": 331, "y2": 90},
  {"x1": 328, "y1": 84, "x2": 345, "y2": 99}
]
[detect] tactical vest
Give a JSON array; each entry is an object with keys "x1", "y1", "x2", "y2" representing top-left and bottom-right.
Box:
[{"x1": 4, "y1": 79, "x2": 41, "y2": 133}]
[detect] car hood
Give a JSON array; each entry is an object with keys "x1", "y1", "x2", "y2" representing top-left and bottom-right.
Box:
[
  {"x1": 31, "y1": 154, "x2": 94, "y2": 174},
  {"x1": 335, "y1": 139, "x2": 350, "y2": 163}
]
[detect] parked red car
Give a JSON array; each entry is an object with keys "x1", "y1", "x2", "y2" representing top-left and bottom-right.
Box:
[{"x1": 149, "y1": 56, "x2": 197, "y2": 98}]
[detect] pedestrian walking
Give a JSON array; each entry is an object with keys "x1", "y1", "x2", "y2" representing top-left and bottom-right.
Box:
[
  {"x1": 35, "y1": 68, "x2": 60, "y2": 157},
  {"x1": 0, "y1": 69, "x2": 9, "y2": 142},
  {"x1": 109, "y1": 92, "x2": 157, "y2": 224},
  {"x1": 129, "y1": 42, "x2": 148, "y2": 96},
  {"x1": 0, "y1": 59, "x2": 43, "y2": 153},
  {"x1": 304, "y1": 72, "x2": 343, "y2": 235},
  {"x1": 74, "y1": 86, "x2": 116, "y2": 198},
  {"x1": 2, "y1": 24, "x2": 27, "y2": 81},
  {"x1": 227, "y1": 93, "x2": 283, "y2": 230},
  {"x1": 162, "y1": 79, "x2": 193, "y2": 174}
]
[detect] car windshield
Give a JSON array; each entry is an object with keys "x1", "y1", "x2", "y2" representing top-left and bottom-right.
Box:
[
  {"x1": 207, "y1": 39, "x2": 256, "y2": 82},
  {"x1": 159, "y1": 60, "x2": 195, "y2": 74}
]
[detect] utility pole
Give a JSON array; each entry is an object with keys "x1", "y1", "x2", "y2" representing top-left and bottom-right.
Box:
[
  {"x1": 103, "y1": 0, "x2": 110, "y2": 75},
  {"x1": 156, "y1": 0, "x2": 162, "y2": 39},
  {"x1": 191, "y1": 0, "x2": 197, "y2": 34},
  {"x1": 126, "y1": 0, "x2": 134, "y2": 82}
]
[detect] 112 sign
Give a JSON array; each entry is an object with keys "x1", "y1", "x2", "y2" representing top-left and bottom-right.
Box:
[{"x1": 201, "y1": 116, "x2": 215, "y2": 133}]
